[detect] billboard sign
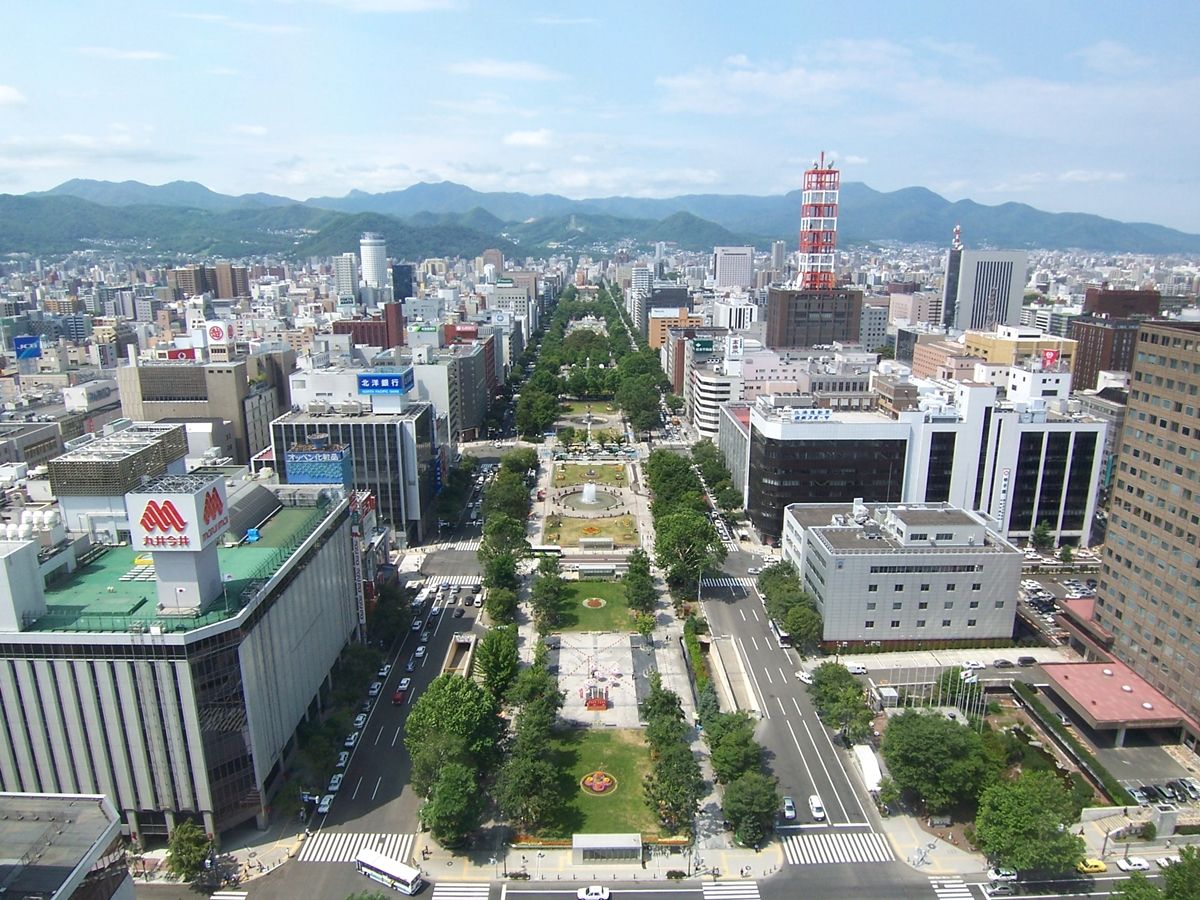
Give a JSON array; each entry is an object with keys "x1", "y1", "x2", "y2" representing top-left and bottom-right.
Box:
[
  {"x1": 126, "y1": 478, "x2": 229, "y2": 552},
  {"x1": 357, "y1": 367, "x2": 413, "y2": 395},
  {"x1": 13, "y1": 336, "x2": 41, "y2": 359},
  {"x1": 205, "y1": 321, "x2": 232, "y2": 346},
  {"x1": 692, "y1": 338, "x2": 714, "y2": 353},
  {"x1": 165, "y1": 347, "x2": 197, "y2": 361},
  {"x1": 1041, "y1": 349, "x2": 1060, "y2": 369}
]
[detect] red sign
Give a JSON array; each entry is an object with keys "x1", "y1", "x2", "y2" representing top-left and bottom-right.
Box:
[
  {"x1": 166, "y1": 348, "x2": 196, "y2": 360},
  {"x1": 1041, "y1": 349, "x2": 1060, "y2": 368},
  {"x1": 209, "y1": 325, "x2": 226, "y2": 341},
  {"x1": 140, "y1": 500, "x2": 187, "y2": 533},
  {"x1": 202, "y1": 487, "x2": 224, "y2": 525}
]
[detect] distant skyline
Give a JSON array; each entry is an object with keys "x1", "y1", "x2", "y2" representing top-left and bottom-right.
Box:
[{"x1": 2, "y1": 1, "x2": 1199, "y2": 231}]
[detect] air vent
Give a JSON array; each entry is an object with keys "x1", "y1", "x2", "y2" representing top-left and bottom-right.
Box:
[{"x1": 1121, "y1": 685, "x2": 1133, "y2": 692}]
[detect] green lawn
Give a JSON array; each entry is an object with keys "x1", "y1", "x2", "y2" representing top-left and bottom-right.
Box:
[
  {"x1": 539, "y1": 728, "x2": 663, "y2": 838},
  {"x1": 553, "y1": 463, "x2": 627, "y2": 487},
  {"x1": 544, "y1": 514, "x2": 638, "y2": 548},
  {"x1": 559, "y1": 580, "x2": 635, "y2": 632},
  {"x1": 559, "y1": 400, "x2": 617, "y2": 418}
]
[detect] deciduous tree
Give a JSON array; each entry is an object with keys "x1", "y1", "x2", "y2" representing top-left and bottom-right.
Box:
[
  {"x1": 654, "y1": 509, "x2": 725, "y2": 586},
  {"x1": 881, "y1": 710, "x2": 989, "y2": 813},
  {"x1": 975, "y1": 770, "x2": 1086, "y2": 874},
  {"x1": 475, "y1": 625, "x2": 519, "y2": 700},
  {"x1": 405, "y1": 674, "x2": 501, "y2": 769},
  {"x1": 420, "y1": 763, "x2": 482, "y2": 848},
  {"x1": 165, "y1": 820, "x2": 211, "y2": 882},
  {"x1": 722, "y1": 771, "x2": 779, "y2": 848}
]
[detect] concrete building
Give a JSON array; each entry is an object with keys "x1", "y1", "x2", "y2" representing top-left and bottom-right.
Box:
[
  {"x1": 639, "y1": 285, "x2": 689, "y2": 338},
  {"x1": 889, "y1": 290, "x2": 942, "y2": 327},
  {"x1": 1069, "y1": 317, "x2": 1141, "y2": 391},
  {"x1": 860, "y1": 300, "x2": 889, "y2": 353},
  {"x1": 1083, "y1": 287, "x2": 1160, "y2": 318},
  {"x1": 647, "y1": 307, "x2": 705, "y2": 349},
  {"x1": 962, "y1": 326, "x2": 1077, "y2": 374},
  {"x1": 359, "y1": 232, "x2": 388, "y2": 292},
  {"x1": 0, "y1": 474, "x2": 360, "y2": 839},
  {"x1": 1092, "y1": 320, "x2": 1200, "y2": 732},
  {"x1": 333, "y1": 253, "x2": 359, "y2": 300},
  {"x1": 712, "y1": 298, "x2": 758, "y2": 331},
  {"x1": 765, "y1": 287, "x2": 862, "y2": 349},
  {"x1": 944, "y1": 250, "x2": 1027, "y2": 330},
  {"x1": 1074, "y1": 384, "x2": 1128, "y2": 496},
  {"x1": 333, "y1": 301, "x2": 406, "y2": 350},
  {"x1": 713, "y1": 246, "x2": 754, "y2": 289},
  {"x1": 717, "y1": 403, "x2": 752, "y2": 497},
  {"x1": 782, "y1": 501, "x2": 1021, "y2": 646}
]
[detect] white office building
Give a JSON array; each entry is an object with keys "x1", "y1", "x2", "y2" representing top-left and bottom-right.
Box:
[
  {"x1": 782, "y1": 501, "x2": 1021, "y2": 645},
  {"x1": 714, "y1": 247, "x2": 754, "y2": 290},
  {"x1": 334, "y1": 252, "x2": 359, "y2": 300},
  {"x1": 359, "y1": 232, "x2": 388, "y2": 291},
  {"x1": 946, "y1": 250, "x2": 1028, "y2": 331}
]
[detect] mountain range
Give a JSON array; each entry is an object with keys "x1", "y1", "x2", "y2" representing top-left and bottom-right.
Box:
[{"x1": 3, "y1": 178, "x2": 1197, "y2": 257}]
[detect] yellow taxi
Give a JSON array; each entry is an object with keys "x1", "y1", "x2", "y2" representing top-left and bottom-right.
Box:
[{"x1": 1076, "y1": 858, "x2": 1107, "y2": 874}]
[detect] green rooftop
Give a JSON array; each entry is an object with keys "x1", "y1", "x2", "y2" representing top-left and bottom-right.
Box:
[{"x1": 32, "y1": 504, "x2": 332, "y2": 634}]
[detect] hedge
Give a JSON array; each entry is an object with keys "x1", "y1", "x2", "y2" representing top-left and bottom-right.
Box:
[
  {"x1": 1012, "y1": 681, "x2": 1134, "y2": 806},
  {"x1": 682, "y1": 616, "x2": 710, "y2": 693}
]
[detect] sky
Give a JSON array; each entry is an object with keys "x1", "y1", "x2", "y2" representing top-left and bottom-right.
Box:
[{"x1": 2, "y1": 0, "x2": 1199, "y2": 231}]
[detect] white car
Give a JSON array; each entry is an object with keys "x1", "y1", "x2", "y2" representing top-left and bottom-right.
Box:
[
  {"x1": 344, "y1": 731, "x2": 359, "y2": 748},
  {"x1": 986, "y1": 866, "x2": 1018, "y2": 882},
  {"x1": 415, "y1": 645, "x2": 426, "y2": 658},
  {"x1": 316, "y1": 793, "x2": 334, "y2": 815},
  {"x1": 962, "y1": 660, "x2": 986, "y2": 670},
  {"x1": 747, "y1": 567, "x2": 760, "y2": 575},
  {"x1": 797, "y1": 670, "x2": 813, "y2": 685},
  {"x1": 576, "y1": 888, "x2": 611, "y2": 900},
  {"x1": 368, "y1": 682, "x2": 382, "y2": 697},
  {"x1": 1156, "y1": 856, "x2": 1181, "y2": 868},
  {"x1": 336, "y1": 751, "x2": 349, "y2": 769},
  {"x1": 353, "y1": 713, "x2": 368, "y2": 728},
  {"x1": 1116, "y1": 857, "x2": 1150, "y2": 872},
  {"x1": 327, "y1": 773, "x2": 343, "y2": 793},
  {"x1": 808, "y1": 794, "x2": 826, "y2": 821}
]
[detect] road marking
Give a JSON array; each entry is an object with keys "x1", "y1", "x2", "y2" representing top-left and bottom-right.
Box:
[
  {"x1": 740, "y1": 609, "x2": 746, "y2": 622},
  {"x1": 800, "y1": 717, "x2": 851, "y2": 823},
  {"x1": 785, "y1": 718, "x2": 820, "y2": 797},
  {"x1": 371, "y1": 776, "x2": 382, "y2": 800},
  {"x1": 374, "y1": 726, "x2": 384, "y2": 746},
  {"x1": 702, "y1": 883, "x2": 761, "y2": 900},
  {"x1": 211, "y1": 893, "x2": 248, "y2": 900},
  {"x1": 928, "y1": 876, "x2": 973, "y2": 899},
  {"x1": 776, "y1": 696, "x2": 788, "y2": 717},
  {"x1": 781, "y1": 831, "x2": 893, "y2": 865},
  {"x1": 750, "y1": 635, "x2": 760, "y2": 651},
  {"x1": 751, "y1": 608, "x2": 760, "y2": 622},
  {"x1": 433, "y1": 884, "x2": 492, "y2": 900},
  {"x1": 737, "y1": 637, "x2": 770, "y2": 720},
  {"x1": 298, "y1": 831, "x2": 414, "y2": 863},
  {"x1": 807, "y1": 707, "x2": 872, "y2": 824},
  {"x1": 792, "y1": 697, "x2": 803, "y2": 717},
  {"x1": 350, "y1": 776, "x2": 362, "y2": 800},
  {"x1": 778, "y1": 667, "x2": 788, "y2": 683},
  {"x1": 762, "y1": 667, "x2": 773, "y2": 684},
  {"x1": 392, "y1": 725, "x2": 403, "y2": 748}
]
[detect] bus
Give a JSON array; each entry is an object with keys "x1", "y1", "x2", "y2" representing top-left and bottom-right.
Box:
[
  {"x1": 354, "y1": 847, "x2": 423, "y2": 894},
  {"x1": 528, "y1": 544, "x2": 563, "y2": 557},
  {"x1": 769, "y1": 619, "x2": 792, "y2": 648}
]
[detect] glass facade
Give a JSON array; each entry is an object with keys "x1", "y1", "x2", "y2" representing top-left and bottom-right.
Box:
[{"x1": 925, "y1": 431, "x2": 956, "y2": 502}]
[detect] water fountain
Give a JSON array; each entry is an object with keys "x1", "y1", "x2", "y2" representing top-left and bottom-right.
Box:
[{"x1": 581, "y1": 481, "x2": 598, "y2": 505}]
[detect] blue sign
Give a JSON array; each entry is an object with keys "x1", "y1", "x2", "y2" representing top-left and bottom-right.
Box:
[
  {"x1": 357, "y1": 368, "x2": 413, "y2": 396},
  {"x1": 13, "y1": 336, "x2": 40, "y2": 359}
]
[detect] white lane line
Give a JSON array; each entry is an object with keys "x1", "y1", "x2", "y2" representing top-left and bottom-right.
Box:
[
  {"x1": 779, "y1": 667, "x2": 788, "y2": 683},
  {"x1": 371, "y1": 776, "x2": 382, "y2": 800},
  {"x1": 762, "y1": 667, "x2": 774, "y2": 685},
  {"x1": 785, "y1": 718, "x2": 820, "y2": 798},
  {"x1": 792, "y1": 696, "x2": 804, "y2": 717},
  {"x1": 391, "y1": 726, "x2": 403, "y2": 748},
  {"x1": 776, "y1": 696, "x2": 788, "y2": 717},
  {"x1": 751, "y1": 607, "x2": 760, "y2": 621},
  {"x1": 740, "y1": 609, "x2": 747, "y2": 622},
  {"x1": 750, "y1": 635, "x2": 760, "y2": 651},
  {"x1": 809, "y1": 705, "x2": 872, "y2": 824},
  {"x1": 350, "y1": 776, "x2": 363, "y2": 800},
  {"x1": 737, "y1": 637, "x2": 771, "y2": 720},
  {"x1": 801, "y1": 717, "x2": 851, "y2": 823},
  {"x1": 374, "y1": 726, "x2": 385, "y2": 746}
]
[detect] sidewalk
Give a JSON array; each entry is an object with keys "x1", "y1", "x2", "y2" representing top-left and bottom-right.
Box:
[{"x1": 879, "y1": 814, "x2": 984, "y2": 877}]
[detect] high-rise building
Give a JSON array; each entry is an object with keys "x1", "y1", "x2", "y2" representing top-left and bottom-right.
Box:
[
  {"x1": 1069, "y1": 317, "x2": 1141, "y2": 391},
  {"x1": 1093, "y1": 320, "x2": 1200, "y2": 727},
  {"x1": 359, "y1": 232, "x2": 388, "y2": 291},
  {"x1": 940, "y1": 225, "x2": 963, "y2": 329},
  {"x1": 391, "y1": 262, "x2": 415, "y2": 302},
  {"x1": 860, "y1": 300, "x2": 889, "y2": 352},
  {"x1": 713, "y1": 246, "x2": 754, "y2": 289},
  {"x1": 944, "y1": 247, "x2": 1028, "y2": 331},
  {"x1": 771, "y1": 240, "x2": 788, "y2": 274},
  {"x1": 764, "y1": 287, "x2": 863, "y2": 349},
  {"x1": 1083, "y1": 287, "x2": 1160, "y2": 318},
  {"x1": 334, "y1": 252, "x2": 359, "y2": 299}
]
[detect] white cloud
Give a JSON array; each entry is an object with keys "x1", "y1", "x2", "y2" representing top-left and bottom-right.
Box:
[
  {"x1": 175, "y1": 13, "x2": 304, "y2": 35},
  {"x1": 230, "y1": 125, "x2": 269, "y2": 137},
  {"x1": 724, "y1": 54, "x2": 751, "y2": 68},
  {"x1": 75, "y1": 47, "x2": 170, "y2": 61},
  {"x1": 1073, "y1": 40, "x2": 1151, "y2": 75},
  {"x1": 1059, "y1": 170, "x2": 1126, "y2": 184},
  {"x1": 502, "y1": 129, "x2": 551, "y2": 147},
  {"x1": 447, "y1": 59, "x2": 562, "y2": 81},
  {"x1": 0, "y1": 85, "x2": 26, "y2": 106}
]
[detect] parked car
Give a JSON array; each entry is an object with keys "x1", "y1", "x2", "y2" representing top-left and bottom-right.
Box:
[
  {"x1": 327, "y1": 774, "x2": 344, "y2": 793},
  {"x1": 344, "y1": 731, "x2": 359, "y2": 748},
  {"x1": 962, "y1": 660, "x2": 986, "y2": 670},
  {"x1": 368, "y1": 681, "x2": 382, "y2": 697},
  {"x1": 1116, "y1": 857, "x2": 1150, "y2": 872},
  {"x1": 1076, "y1": 858, "x2": 1107, "y2": 874},
  {"x1": 353, "y1": 713, "x2": 368, "y2": 728},
  {"x1": 983, "y1": 885, "x2": 1015, "y2": 898},
  {"x1": 986, "y1": 866, "x2": 1018, "y2": 882},
  {"x1": 576, "y1": 888, "x2": 610, "y2": 900},
  {"x1": 335, "y1": 751, "x2": 349, "y2": 769},
  {"x1": 473, "y1": 596, "x2": 483, "y2": 607},
  {"x1": 376, "y1": 663, "x2": 392, "y2": 679},
  {"x1": 782, "y1": 796, "x2": 797, "y2": 821},
  {"x1": 797, "y1": 670, "x2": 813, "y2": 685},
  {"x1": 317, "y1": 794, "x2": 334, "y2": 815},
  {"x1": 1156, "y1": 856, "x2": 1182, "y2": 868},
  {"x1": 1017, "y1": 656, "x2": 1037, "y2": 667},
  {"x1": 992, "y1": 659, "x2": 1015, "y2": 669},
  {"x1": 454, "y1": 607, "x2": 465, "y2": 618},
  {"x1": 411, "y1": 619, "x2": 423, "y2": 631}
]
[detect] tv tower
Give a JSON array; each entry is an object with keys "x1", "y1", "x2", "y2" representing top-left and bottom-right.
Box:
[{"x1": 797, "y1": 151, "x2": 839, "y2": 290}]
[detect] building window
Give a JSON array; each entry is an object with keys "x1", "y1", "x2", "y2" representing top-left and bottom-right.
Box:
[
  {"x1": 892, "y1": 601, "x2": 903, "y2": 610},
  {"x1": 868, "y1": 584, "x2": 878, "y2": 593},
  {"x1": 894, "y1": 584, "x2": 904, "y2": 592},
  {"x1": 944, "y1": 600, "x2": 954, "y2": 609},
  {"x1": 972, "y1": 583, "x2": 982, "y2": 591},
  {"x1": 969, "y1": 600, "x2": 979, "y2": 609},
  {"x1": 942, "y1": 619, "x2": 952, "y2": 627},
  {"x1": 916, "y1": 619, "x2": 926, "y2": 627},
  {"x1": 866, "y1": 602, "x2": 877, "y2": 610},
  {"x1": 920, "y1": 583, "x2": 930, "y2": 592},
  {"x1": 865, "y1": 620, "x2": 875, "y2": 629},
  {"x1": 918, "y1": 601, "x2": 929, "y2": 610},
  {"x1": 946, "y1": 583, "x2": 956, "y2": 591},
  {"x1": 936, "y1": 532, "x2": 954, "y2": 541},
  {"x1": 994, "y1": 600, "x2": 1005, "y2": 608},
  {"x1": 967, "y1": 618, "x2": 977, "y2": 627},
  {"x1": 891, "y1": 620, "x2": 901, "y2": 628}
]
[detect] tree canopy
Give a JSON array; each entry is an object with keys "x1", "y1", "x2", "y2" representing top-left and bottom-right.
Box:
[
  {"x1": 881, "y1": 710, "x2": 989, "y2": 813},
  {"x1": 974, "y1": 770, "x2": 1086, "y2": 873}
]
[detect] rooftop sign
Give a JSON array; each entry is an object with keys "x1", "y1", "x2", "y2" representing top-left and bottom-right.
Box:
[{"x1": 125, "y1": 476, "x2": 229, "y2": 552}]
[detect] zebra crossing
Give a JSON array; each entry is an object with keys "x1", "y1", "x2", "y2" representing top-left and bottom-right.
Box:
[
  {"x1": 701, "y1": 576, "x2": 756, "y2": 589},
  {"x1": 297, "y1": 831, "x2": 414, "y2": 863},
  {"x1": 432, "y1": 883, "x2": 492, "y2": 900},
  {"x1": 421, "y1": 574, "x2": 480, "y2": 586},
  {"x1": 928, "y1": 876, "x2": 973, "y2": 900},
  {"x1": 431, "y1": 538, "x2": 482, "y2": 552},
  {"x1": 780, "y1": 830, "x2": 894, "y2": 865},
  {"x1": 701, "y1": 881, "x2": 761, "y2": 900}
]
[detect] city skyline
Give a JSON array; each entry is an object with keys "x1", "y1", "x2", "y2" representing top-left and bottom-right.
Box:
[{"x1": 0, "y1": 1, "x2": 1198, "y2": 232}]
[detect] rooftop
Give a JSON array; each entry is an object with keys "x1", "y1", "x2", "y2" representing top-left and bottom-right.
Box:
[
  {"x1": 890, "y1": 507, "x2": 979, "y2": 528},
  {"x1": 0, "y1": 792, "x2": 121, "y2": 900},
  {"x1": 1041, "y1": 661, "x2": 1186, "y2": 728},
  {"x1": 28, "y1": 501, "x2": 330, "y2": 634}
]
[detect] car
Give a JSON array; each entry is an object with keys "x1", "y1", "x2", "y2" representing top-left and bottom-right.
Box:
[
  {"x1": 353, "y1": 713, "x2": 368, "y2": 728},
  {"x1": 473, "y1": 596, "x2": 483, "y2": 607},
  {"x1": 415, "y1": 646, "x2": 426, "y2": 659},
  {"x1": 344, "y1": 731, "x2": 359, "y2": 748},
  {"x1": 359, "y1": 700, "x2": 373, "y2": 713},
  {"x1": 1116, "y1": 857, "x2": 1150, "y2": 872},
  {"x1": 808, "y1": 794, "x2": 826, "y2": 821},
  {"x1": 1076, "y1": 858, "x2": 1107, "y2": 874},
  {"x1": 987, "y1": 866, "x2": 1018, "y2": 882},
  {"x1": 316, "y1": 794, "x2": 334, "y2": 815},
  {"x1": 454, "y1": 607, "x2": 465, "y2": 618},
  {"x1": 982, "y1": 884, "x2": 1015, "y2": 898},
  {"x1": 782, "y1": 796, "x2": 797, "y2": 820},
  {"x1": 368, "y1": 681, "x2": 382, "y2": 697},
  {"x1": 420, "y1": 630, "x2": 431, "y2": 643},
  {"x1": 576, "y1": 887, "x2": 611, "y2": 900},
  {"x1": 335, "y1": 751, "x2": 349, "y2": 768},
  {"x1": 747, "y1": 567, "x2": 761, "y2": 575},
  {"x1": 1017, "y1": 656, "x2": 1038, "y2": 667},
  {"x1": 1155, "y1": 856, "x2": 1182, "y2": 868},
  {"x1": 376, "y1": 663, "x2": 392, "y2": 679},
  {"x1": 405, "y1": 657, "x2": 416, "y2": 672},
  {"x1": 429, "y1": 606, "x2": 441, "y2": 617},
  {"x1": 471, "y1": 583, "x2": 482, "y2": 593},
  {"x1": 962, "y1": 660, "x2": 986, "y2": 670},
  {"x1": 797, "y1": 670, "x2": 813, "y2": 685},
  {"x1": 992, "y1": 659, "x2": 1015, "y2": 669},
  {"x1": 452, "y1": 585, "x2": 462, "y2": 594},
  {"x1": 327, "y1": 773, "x2": 344, "y2": 793},
  {"x1": 411, "y1": 619, "x2": 423, "y2": 631},
  {"x1": 1057, "y1": 713, "x2": 1072, "y2": 727}
]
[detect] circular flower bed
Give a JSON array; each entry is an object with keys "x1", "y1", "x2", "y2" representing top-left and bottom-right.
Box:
[
  {"x1": 582, "y1": 597, "x2": 606, "y2": 608},
  {"x1": 581, "y1": 525, "x2": 601, "y2": 536},
  {"x1": 581, "y1": 771, "x2": 617, "y2": 794}
]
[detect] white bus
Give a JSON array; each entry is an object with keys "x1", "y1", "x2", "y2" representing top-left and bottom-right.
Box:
[
  {"x1": 354, "y1": 847, "x2": 424, "y2": 894},
  {"x1": 768, "y1": 618, "x2": 791, "y2": 648}
]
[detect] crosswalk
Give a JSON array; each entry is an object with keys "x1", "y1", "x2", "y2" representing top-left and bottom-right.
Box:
[
  {"x1": 702, "y1": 881, "x2": 761, "y2": 900},
  {"x1": 297, "y1": 831, "x2": 415, "y2": 863},
  {"x1": 701, "y1": 576, "x2": 756, "y2": 589},
  {"x1": 780, "y1": 830, "x2": 894, "y2": 865},
  {"x1": 422, "y1": 574, "x2": 481, "y2": 586},
  {"x1": 929, "y1": 876, "x2": 973, "y2": 900},
  {"x1": 430, "y1": 538, "x2": 482, "y2": 552},
  {"x1": 211, "y1": 893, "x2": 248, "y2": 900},
  {"x1": 432, "y1": 883, "x2": 492, "y2": 900}
]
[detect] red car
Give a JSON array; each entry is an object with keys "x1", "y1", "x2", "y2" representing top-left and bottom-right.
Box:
[{"x1": 392, "y1": 677, "x2": 413, "y2": 705}]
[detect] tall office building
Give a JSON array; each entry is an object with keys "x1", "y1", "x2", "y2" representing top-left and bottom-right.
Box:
[
  {"x1": 771, "y1": 240, "x2": 788, "y2": 274},
  {"x1": 359, "y1": 232, "x2": 388, "y2": 291},
  {"x1": 764, "y1": 287, "x2": 863, "y2": 349},
  {"x1": 940, "y1": 225, "x2": 963, "y2": 329},
  {"x1": 392, "y1": 262, "x2": 415, "y2": 301},
  {"x1": 713, "y1": 246, "x2": 754, "y2": 289},
  {"x1": 334, "y1": 252, "x2": 359, "y2": 299},
  {"x1": 1093, "y1": 320, "x2": 1200, "y2": 725},
  {"x1": 943, "y1": 243, "x2": 1027, "y2": 331}
]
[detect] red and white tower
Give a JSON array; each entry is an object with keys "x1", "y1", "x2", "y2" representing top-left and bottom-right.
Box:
[{"x1": 797, "y1": 151, "x2": 839, "y2": 290}]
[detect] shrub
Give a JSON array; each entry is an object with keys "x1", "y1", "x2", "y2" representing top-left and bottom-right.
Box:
[{"x1": 666, "y1": 870, "x2": 687, "y2": 880}]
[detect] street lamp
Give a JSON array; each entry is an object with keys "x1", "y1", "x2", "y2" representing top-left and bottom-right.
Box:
[{"x1": 536, "y1": 850, "x2": 545, "y2": 881}]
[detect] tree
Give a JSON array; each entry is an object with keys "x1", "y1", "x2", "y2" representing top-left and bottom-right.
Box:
[
  {"x1": 485, "y1": 586, "x2": 519, "y2": 624},
  {"x1": 623, "y1": 568, "x2": 657, "y2": 615},
  {"x1": 654, "y1": 509, "x2": 726, "y2": 586},
  {"x1": 641, "y1": 672, "x2": 684, "y2": 723},
  {"x1": 1164, "y1": 846, "x2": 1200, "y2": 899},
  {"x1": 476, "y1": 625, "x2": 519, "y2": 699},
  {"x1": 975, "y1": 770, "x2": 1085, "y2": 872},
  {"x1": 1059, "y1": 544, "x2": 1074, "y2": 565},
  {"x1": 483, "y1": 552, "x2": 519, "y2": 592},
  {"x1": 873, "y1": 344, "x2": 895, "y2": 360},
  {"x1": 496, "y1": 751, "x2": 561, "y2": 831},
  {"x1": 722, "y1": 771, "x2": 779, "y2": 848},
  {"x1": 710, "y1": 724, "x2": 762, "y2": 784},
  {"x1": 644, "y1": 743, "x2": 704, "y2": 834},
  {"x1": 783, "y1": 605, "x2": 823, "y2": 654},
  {"x1": 634, "y1": 612, "x2": 656, "y2": 639},
  {"x1": 530, "y1": 563, "x2": 568, "y2": 633},
  {"x1": 715, "y1": 485, "x2": 742, "y2": 512},
  {"x1": 1113, "y1": 874, "x2": 1164, "y2": 899},
  {"x1": 664, "y1": 393, "x2": 684, "y2": 412},
  {"x1": 420, "y1": 763, "x2": 482, "y2": 847},
  {"x1": 409, "y1": 730, "x2": 471, "y2": 798},
  {"x1": 1031, "y1": 521, "x2": 1054, "y2": 551},
  {"x1": 405, "y1": 674, "x2": 501, "y2": 768},
  {"x1": 881, "y1": 710, "x2": 989, "y2": 813},
  {"x1": 479, "y1": 512, "x2": 529, "y2": 560},
  {"x1": 822, "y1": 683, "x2": 875, "y2": 744},
  {"x1": 558, "y1": 425, "x2": 577, "y2": 447},
  {"x1": 645, "y1": 711, "x2": 689, "y2": 758},
  {"x1": 165, "y1": 820, "x2": 211, "y2": 882}
]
